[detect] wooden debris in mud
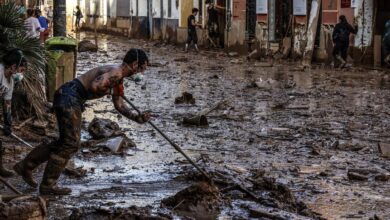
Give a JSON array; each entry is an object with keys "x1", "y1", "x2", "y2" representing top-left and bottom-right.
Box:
[
  {"x1": 174, "y1": 92, "x2": 195, "y2": 105},
  {"x1": 0, "y1": 196, "x2": 47, "y2": 220}
]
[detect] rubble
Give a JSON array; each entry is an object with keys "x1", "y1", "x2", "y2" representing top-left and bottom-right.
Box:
[
  {"x1": 0, "y1": 196, "x2": 47, "y2": 220},
  {"x1": 378, "y1": 143, "x2": 390, "y2": 158},
  {"x1": 87, "y1": 118, "x2": 122, "y2": 139},
  {"x1": 161, "y1": 182, "x2": 221, "y2": 219},
  {"x1": 174, "y1": 92, "x2": 196, "y2": 104},
  {"x1": 78, "y1": 40, "x2": 98, "y2": 52}
]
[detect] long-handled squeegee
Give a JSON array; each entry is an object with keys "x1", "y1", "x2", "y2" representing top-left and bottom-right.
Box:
[{"x1": 121, "y1": 96, "x2": 212, "y2": 182}]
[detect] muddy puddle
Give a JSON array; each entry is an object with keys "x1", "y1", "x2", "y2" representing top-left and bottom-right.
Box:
[{"x1": 1, "y1": 32, "x2": 389, "y2": 219}]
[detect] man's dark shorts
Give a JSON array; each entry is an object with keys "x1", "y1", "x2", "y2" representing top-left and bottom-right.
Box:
[
  {"x1": 187, "y1": 29, "x2": 198, "y2": 44},
  {"x1": 53, "y1": 79, "x2": 87, "y2": 112}
]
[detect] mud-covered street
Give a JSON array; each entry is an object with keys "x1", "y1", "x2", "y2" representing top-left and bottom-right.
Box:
[{"x1": 2, "y1": 33, "x2": 390, "y2": 219}]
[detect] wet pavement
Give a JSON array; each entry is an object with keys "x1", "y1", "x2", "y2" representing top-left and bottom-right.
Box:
[{"x1": 2, "y1": 32, "x2": 390, "y2": 219}]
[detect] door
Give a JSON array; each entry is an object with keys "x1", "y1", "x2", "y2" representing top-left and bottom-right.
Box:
[{"x1": 246, "y1": 0, "x2": 256, "y2": 41}]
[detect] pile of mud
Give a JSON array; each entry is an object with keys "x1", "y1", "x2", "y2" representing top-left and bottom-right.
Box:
[
  {"x1": 161, "y1": 182, "x2": 222, "y2": 219},
  {"x1": 69, "y1": 206, "x2": 170, "y2": 220}
]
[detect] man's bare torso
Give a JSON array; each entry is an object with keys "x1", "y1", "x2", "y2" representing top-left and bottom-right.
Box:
[{"x1": 77, "y1": 64, "x2": 124, "y2": 99}]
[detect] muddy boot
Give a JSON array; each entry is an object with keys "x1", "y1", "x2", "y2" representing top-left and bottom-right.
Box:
[
  {"x1": 184, "y1": 44, "x2": 189, "y2": 53},
  {"x1": 336, "y1": 55, "x2": 346, "y2": 68},
  {"x1": 39, "y1": 154, "x2": 71, "y2": 195},
  {"x1": 194, "y1": 44, "x2": 199, "y2": 53},
  {"x1": 0, "y1": 143, "x2": 14, "y2": 177},
  {"x1": 13, "y1": 143, "x2": 52, "y2": 188}
]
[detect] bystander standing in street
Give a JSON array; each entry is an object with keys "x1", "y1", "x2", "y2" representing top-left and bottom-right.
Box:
[
  {"x1": 75, "y1": 6, "x2": 83, "y2": 31},
  {"x1": 332, "y1": 15, "x2": 357, "y2": 68},
  {"x1": 185, "y1": 8, "x2": 202, "y2": 53},
  {"x1": 36, "y1": 9, "x2": 49, "y2": 43},
  {"x1": 25, "y1": 9, "x2": 45, "y2": 39},
  {"x1": 383, "y1": 20, "x2": 390, "y2": 66},
  {"x1": 205, "y1": 0, "x2": 224, "y2": 48},
  {"x1": 46, "y1": 6, "x2": 54, "y2": 33}
]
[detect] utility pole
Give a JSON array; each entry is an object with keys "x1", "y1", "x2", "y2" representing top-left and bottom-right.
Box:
[{"x1": 53, "y1": 0, "x2": 66, "y2": 36}]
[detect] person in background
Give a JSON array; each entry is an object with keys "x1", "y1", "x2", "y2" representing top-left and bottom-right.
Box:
[
  {"x1": 25, "y1": 9, "x2": 44, "y2": 39},
  {"x1": 35, "y1": 9, "x2": 49, "y2": 43},
  {"x1": 0, "y1": 49, "x2": 27, "y2": 177},
  {"x1": 383, "y1": 20, "x2": 390, "y2": 66},
  {"x1": 75, "y1": 6, "x2": 83, "y2": 31},
  {"x1": 205, "y1": 0, "x2": 224, "y2": 48},
  {"x1": 16, "y1": 2, "x2": 26, "y2": 18},
  {"x1": 46, "y1": 6, "x2": 54, "y2": 30},
  {"x1": 185, "y1": 8, "x2": 202, "y2": 53},
  {"x1": 332, "y1": 15, "x2": 358, "y2": 68}
]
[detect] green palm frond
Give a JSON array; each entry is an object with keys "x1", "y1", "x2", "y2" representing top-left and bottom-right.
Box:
[
  {"x1": 0, "y1": 2, "x2": 47, "y2": 119},
  {"x1": 0, "y1": 2, "x2": 24, "y2": 31}
]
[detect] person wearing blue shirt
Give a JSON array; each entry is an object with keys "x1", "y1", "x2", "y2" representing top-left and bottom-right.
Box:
[{"x1": 35, "y1": 9, "x2": 49, "y2": 43}]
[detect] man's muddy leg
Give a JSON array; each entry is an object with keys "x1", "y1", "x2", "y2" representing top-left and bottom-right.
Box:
[
  {"x1": 40, "y1": 107, "x2": 81, "y2": 195},
  {"x1": 13, "y1": 141, "x2": 55, "y2": 188}
]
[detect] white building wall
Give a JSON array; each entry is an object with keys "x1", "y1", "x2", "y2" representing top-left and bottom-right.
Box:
[
  {"x1": 354, "y1": 0, "x2": 373, "y2": 48},
  {"x1": 163, "y1": 0, "x2": 168, "y2": 18},
  {"x1": 171, "y1": 0, "x2": 179, "y2": 19},
  {"x1": 138, "y1": 0, "x2": 148, "y2": 17},
  {"x1": 153, "y1": 0, "x2": 161, "y2": 18},
  {"x1": 130, "y1": 0, "x2": 137, "y2": 16},
  {"x1": 109, "y1": 0, "x2": 117, "y2": 17}
]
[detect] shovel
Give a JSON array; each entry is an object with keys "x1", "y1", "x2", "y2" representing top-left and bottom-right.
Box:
[{"x1": 121, "y1": 96, "x2": 212, "y2": 182}]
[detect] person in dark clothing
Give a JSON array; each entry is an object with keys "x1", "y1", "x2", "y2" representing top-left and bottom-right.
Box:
[
  {"x1": 383, "y1": 20, "x2": 390, "y2": 65},
  {"x1": 14, "y1": 49, "x2": 150, "y2": 195},
  {"x1": 185, "y1": 8, "x2": 202, "y2": 53},
  {"x1": 332, "y1": 15, "x2": 357, "y2": 67},
  {"x1": 75, "y1": 6, "x2": 83, "y2": 31},
  {"x1": 205, "y1": 0, "x2": 224, "y2": 47}
]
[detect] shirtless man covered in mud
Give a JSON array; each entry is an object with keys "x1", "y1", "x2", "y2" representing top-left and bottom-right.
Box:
[{"x1": 14, "y1": 48, "x2": 150, "y2": 195}]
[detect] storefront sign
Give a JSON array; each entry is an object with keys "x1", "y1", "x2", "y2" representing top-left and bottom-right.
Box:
[
  {"x1": 256, "y1": 0, "x2": 267, "y2": 14},
  {"x1": 341, "y1": 0, "x2": 351, "y2": 8},
  {"x1": 293, "y1": 0, "x2": 306, "y2": 15}
]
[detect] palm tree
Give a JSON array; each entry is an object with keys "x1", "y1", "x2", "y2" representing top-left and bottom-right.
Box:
[{"x1": 0, "y1": 2, "x2": 47, "y2": 119}]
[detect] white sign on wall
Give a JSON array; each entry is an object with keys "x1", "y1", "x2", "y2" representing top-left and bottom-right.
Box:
[
  {"x1": 293, "y1": 0, "x2": 307, "y2": 15},
  {"x1": 256, "y1": 0, "x2": 267, "y2": 14}
]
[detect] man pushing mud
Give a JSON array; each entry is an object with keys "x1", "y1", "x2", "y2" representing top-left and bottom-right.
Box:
[{"x1": 14, "y1": 48, "x2": 150, "y2": 195}]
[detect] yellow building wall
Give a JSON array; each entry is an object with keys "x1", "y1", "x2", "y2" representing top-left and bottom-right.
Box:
[{"x1": 179, "y1": 0, "x2": 193, "y2": 27}]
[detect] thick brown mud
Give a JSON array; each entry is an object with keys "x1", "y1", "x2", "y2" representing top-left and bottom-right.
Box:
[{"x1": 0, "y1": 32, "x2": 389, "y2": 219}]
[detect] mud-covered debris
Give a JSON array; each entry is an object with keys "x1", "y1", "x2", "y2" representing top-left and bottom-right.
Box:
[
  {"x1": 173, "y1": 57, "x2": 188, "y2": 62},
  {"x1": 228, "y1": 52, "x2": 239, "y2": 57},
  {"x1": 88, "y1": 118, "x2": 122, "y2": 139},
  {"x1": 69, "y1": 206, "x2": 170, "y2": 220},
  {"x1": 249, "y1": 208, "x2": 288, "y2": 220},
  {"x1": 374, "y1": 173, "x2": 390, "y2": 181},
  {"x1": 174, "y1": 92, "x2": 195, "y2": 104},
  {"x1": 0, "y1": 196, "x2": 47, "y2": 220},
  {"x1": 378, "y1": 143, "x2": 390, "y2": 158},
  {"x1": 253, "y1": 78, "x2": 279, "y2": 90},
  {"x1": 161, "y1": 182, "x2": 221, "y2": 219},
  {"x1": 64, "y1": 166, "x2": 88, "y2": 178},
  {"x1": 347, "y1": 171, "x2": 368, "y2": 181},
  {"x1": 183, "y1": 115, "x2": 208, "y2": 126},
  {"x1": 96, "y1": 136, "x2": 136, "y2": 153},
  {"x1": 78, "y1": 40, "x2": 98, "y2": 52},
  {"x1": 82, "y1": 135, "x2": 136, "y2": 154},
  {"x1": 337, "y1": 141, "x2": 365, "y2": 151}
]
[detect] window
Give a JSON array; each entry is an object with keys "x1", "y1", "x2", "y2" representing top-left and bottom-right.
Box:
[{"x1": 168, "y1": 0, "x2": 172, "y2": 18}]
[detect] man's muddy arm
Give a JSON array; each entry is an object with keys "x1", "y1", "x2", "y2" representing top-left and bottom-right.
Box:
[{"x1": 112, "y1": 95, "x2": 142, "y2": 123}]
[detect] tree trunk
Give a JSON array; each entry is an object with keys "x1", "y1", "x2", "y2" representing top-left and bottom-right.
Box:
[{"x1": 53, "y1": 0, "x2": 66, "y2": 36}]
